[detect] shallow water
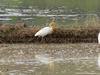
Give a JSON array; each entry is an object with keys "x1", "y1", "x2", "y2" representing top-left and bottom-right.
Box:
[{"x1": 0, "y1": 43, "x2": 100, "y2": 75}]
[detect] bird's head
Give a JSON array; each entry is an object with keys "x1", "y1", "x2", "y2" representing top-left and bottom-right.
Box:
[{"x1": 49, "y1": 18, "x2": 57, "y2": 31}]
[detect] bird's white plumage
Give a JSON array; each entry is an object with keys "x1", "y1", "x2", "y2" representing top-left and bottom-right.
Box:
[
  {"x1": 98, "y1": 32, "x2": 100, "y2": 44},
  {"x1": 35, "y1": 27, "x2": 53, "y2": 37}
]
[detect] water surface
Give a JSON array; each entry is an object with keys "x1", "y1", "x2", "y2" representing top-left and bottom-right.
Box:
[{"x1": 0, "y1": 43, "x2": 100, "y2": 75}]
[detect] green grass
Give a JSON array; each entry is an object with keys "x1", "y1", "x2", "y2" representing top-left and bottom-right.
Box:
[
  {"x1": 0, "y1": 14, "x2": 100, "y2": 29},
  {"x1": 0, "y1": 0, "x2": 100, "y2": 13}
]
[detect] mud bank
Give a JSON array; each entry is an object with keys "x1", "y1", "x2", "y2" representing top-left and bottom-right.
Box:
[{"x1": 0, "y1": 25, "x2": 99, "y2": 43}]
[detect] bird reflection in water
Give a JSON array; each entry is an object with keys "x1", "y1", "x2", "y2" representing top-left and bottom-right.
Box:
[{"x1": 35, "y1": 54, "x2": 55, "y2": 73}]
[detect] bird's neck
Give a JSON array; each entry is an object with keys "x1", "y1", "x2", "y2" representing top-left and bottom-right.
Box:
[{"x1": 49, "y1": 21, "x2": 57, "y2": 31}]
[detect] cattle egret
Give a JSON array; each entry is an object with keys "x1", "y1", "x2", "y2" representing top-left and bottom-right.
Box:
[
  {"x1": 35, "y1": 18, "x2": 57, "y2": 37},
  {"x1": 98, "y1": 32, "x2": 100, "y2": 45}
]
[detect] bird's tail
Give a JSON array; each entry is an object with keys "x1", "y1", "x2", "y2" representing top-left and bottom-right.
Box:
[{"x1": 34, "y1": 33, "x2": 37, "y2": 37}]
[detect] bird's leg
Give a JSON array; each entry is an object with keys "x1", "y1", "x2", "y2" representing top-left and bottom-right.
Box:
[
  {"x1": 41, "y1": 37, "x2": 46, "y2": 43},
  {"x1": 36, "y1": 36, "x2": 41, "y2": 43},
  {"x1": 34, "y1": 37, "x2": 38, "y2": 43},
  {"x1": 35, "y1": 36, "x2": 41, "y2": 43},
  {"x1": 41, "y1": 37, "x2": 44, "y2": 43},
  {"x1": 43, "y1": 37, "x2": 46, "y2": 43}
]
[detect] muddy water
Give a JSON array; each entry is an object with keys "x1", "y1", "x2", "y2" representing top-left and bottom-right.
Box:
[{"x1": 0, "y1": 43, "x2": 100, "y2": 75}]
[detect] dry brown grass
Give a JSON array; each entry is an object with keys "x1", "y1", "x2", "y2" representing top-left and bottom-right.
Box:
[{"x1": 0, "y1": 23, "x2": 99, "y2": 43}]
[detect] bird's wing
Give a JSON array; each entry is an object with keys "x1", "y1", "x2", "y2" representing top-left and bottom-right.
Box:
[{"x1": 35, "y1": 27, "x2": 52, "y2": 37}]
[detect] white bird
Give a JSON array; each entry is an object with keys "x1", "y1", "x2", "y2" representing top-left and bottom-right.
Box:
[
  {"x1": 35, "y1": 27, "x2": 53, "y2": 37},
  {"x1": 35, "y1": 18, "x2": 57, "y2": 37},
  {"x1": 98, "y1": 32, "x2": 100, "y2": 44}
]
